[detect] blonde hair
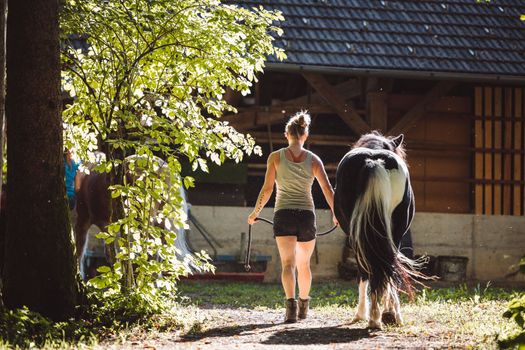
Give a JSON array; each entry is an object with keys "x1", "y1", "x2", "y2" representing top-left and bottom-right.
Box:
[{"x1": 285, "y1": 110, "x2": 311, "y2": 139}]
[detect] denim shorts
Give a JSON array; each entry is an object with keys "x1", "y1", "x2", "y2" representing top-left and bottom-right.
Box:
[{"x1": 273, "y1": 209, "x2": 316, "y2": 242}]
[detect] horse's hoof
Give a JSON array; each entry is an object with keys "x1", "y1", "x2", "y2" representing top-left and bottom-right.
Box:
[
  {"x1": 368, "y1": 319, "x2": 383, "y2": 330},
  {"x1": 381, "y1": 311, "x2": 397, "y2": 325},
  {"x1": 349, "y1": 314, "x2": 367, "y2": 324}
]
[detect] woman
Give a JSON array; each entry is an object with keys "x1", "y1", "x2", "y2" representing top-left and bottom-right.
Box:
[
  {"x1": 64, "y1": 148, "x2": 82, "y2": 210},
  {"x1": 247, "y1": 111, "x2": 338, "y2": 323}
]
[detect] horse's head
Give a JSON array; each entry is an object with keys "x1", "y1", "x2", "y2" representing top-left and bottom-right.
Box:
[{"x1": 352, "y1": 130, "x2": 406, "y2": 161}]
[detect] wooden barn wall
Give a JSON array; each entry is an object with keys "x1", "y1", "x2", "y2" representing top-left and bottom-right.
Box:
[
  {"x1": 186, "y1": 76, "x2": 525, "y2": 216},
  {"x1": 395, "y1": 95, "x2": 472, "y2": 213},
  {"x1": 474, "y1": 87, "x2": 524, "y2": 216}
]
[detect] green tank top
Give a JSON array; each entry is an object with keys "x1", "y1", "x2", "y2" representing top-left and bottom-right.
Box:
[{"x1": 275, "y1": 148, "x2": 315, "y2": 212}]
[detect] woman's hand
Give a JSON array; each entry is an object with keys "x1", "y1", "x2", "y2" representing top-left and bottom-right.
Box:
[
  {"x1": 332, "y1": 214, "x2": 339, "y2": 227},
  {"x1": 247, "y1": 211, "x2": 259, "y2": 225}
]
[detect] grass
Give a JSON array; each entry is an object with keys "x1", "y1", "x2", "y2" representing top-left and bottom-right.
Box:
[
  {"x1": 177, "y1": 279, "x2": 524, "y2": 348},
  {"x1": 176, "y1": 279, "x2": 518, "y2": 308}
]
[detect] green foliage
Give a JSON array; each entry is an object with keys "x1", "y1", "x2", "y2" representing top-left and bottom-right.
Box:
[
  {"x1": 60, "y1": 0, "x2": 285, "y2": 307},
  {"x1": 0, "y1": 287, "x2": 194, "y2": 348},
  {"x1": 499, "y1": 294, "x2": 525, "y2": 349},
  {"x1": 0, "y1": 306, "x2": 95, "y2": 348},
  {"x1": 498, "y1": 256, "x2": 525, "y2": 349}
]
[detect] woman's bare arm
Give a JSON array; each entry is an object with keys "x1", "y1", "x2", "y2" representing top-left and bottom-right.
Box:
[
  {"x1": 312, "y1": 153, "x2": 338, "y2": 226},
  {"x1": 247, "y1": 152, "x2": 277, "y2": 224}
]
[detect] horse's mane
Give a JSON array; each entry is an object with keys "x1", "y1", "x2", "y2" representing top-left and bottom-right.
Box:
[{"x1": 352, "y1": 130, "x2": 406, "y2": 161}]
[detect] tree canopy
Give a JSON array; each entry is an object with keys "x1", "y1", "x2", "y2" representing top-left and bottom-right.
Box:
[{"x1": 60, "y1": 0, "x2": 285, "y2": 305}]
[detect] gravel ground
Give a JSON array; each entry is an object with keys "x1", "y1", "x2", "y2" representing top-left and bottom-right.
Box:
[{"x1": 104, "y1": 306, "x2": 481, "y2": 350}]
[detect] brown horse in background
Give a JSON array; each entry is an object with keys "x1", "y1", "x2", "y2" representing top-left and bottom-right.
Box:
[
  {"x1": 74, "y1": 155, "x2": 197, "y2": 280},
  {"x1": 74, "y1": 171, "x2": 110, "y2": 262}
]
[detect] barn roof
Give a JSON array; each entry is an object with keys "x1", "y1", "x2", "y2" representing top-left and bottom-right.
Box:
[{"x1": 232, "y1": 0, "x2": 525, "y2": 81}]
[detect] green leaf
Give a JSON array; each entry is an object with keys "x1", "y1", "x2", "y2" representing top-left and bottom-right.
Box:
[
  {"x1": 183, "y1": 176, "x2": 194, "y2": 189},
  {"x1": 97, "y1": 265, "x2": 111, "y2": 273}
]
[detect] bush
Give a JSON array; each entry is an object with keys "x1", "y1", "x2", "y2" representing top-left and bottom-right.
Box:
[
  {"x1": 0, "y1": 287, "x2": 185, "y2": 348},
  {"x1": 497, "y1": 256, "x2": 525, "y2": 349}
]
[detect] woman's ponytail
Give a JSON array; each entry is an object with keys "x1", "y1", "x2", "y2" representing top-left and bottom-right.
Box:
[{"x1": 285, "y1": 110, "x2": 311, "y2": 139}]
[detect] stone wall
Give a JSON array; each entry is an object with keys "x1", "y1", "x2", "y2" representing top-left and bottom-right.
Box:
[{"x1": 187, "y1": 206, "x2": 525, "y2": 285}]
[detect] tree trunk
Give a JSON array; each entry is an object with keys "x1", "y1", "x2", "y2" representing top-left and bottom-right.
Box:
[
  {"x1": 2, "y1": 0, "x2": 79, "y2": 320},
  {"x1": 104, "y1": 139, "x2": 135, "y2": 291},
  {"x1": 0, "y1": 0, "x2": 7, "y2": 305}
]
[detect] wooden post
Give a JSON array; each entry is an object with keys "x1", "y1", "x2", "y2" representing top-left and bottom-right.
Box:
[
  {"x1": 367, "y1": 92, "x2": 387, "y2": 133},
  {"x1": 493, "y1": 87, "x2": 502, "y2": 215},
  {"x1": 474, "y1": 87, "x2": 483, "y2": 215},
  {"x1": 483, "y1": 87, "x2": 493, "y2": 215},
  {"x1": 503, "y1": 88, "x2": 513, "y2": 215},
  {"x1": 514, "y1": 88, "x2": 523, "y2": 216}
]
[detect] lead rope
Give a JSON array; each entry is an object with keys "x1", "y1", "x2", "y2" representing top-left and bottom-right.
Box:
[{"x1": 244, "y1": 217, "x2": 338, "y2": 271}]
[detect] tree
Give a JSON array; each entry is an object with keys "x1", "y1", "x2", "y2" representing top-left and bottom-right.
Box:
[
  {"x1": 60, "y1": 0, "x2": 284, "y2": 304},
  {"x1": 2, "y1": 0, "x2": 79, "y2": 320},
  {"x1": 0, "y1": 0, "x2": 7, "y2": 305}
]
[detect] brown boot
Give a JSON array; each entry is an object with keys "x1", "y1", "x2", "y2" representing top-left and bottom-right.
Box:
[
  {"x1": 284, "y1": 298, "x2": 297, "y2": 323},
  {"x1": 298, "y1": 298, "x2": 310, "y2": 319}
]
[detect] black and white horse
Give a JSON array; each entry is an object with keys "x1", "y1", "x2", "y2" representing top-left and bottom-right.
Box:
[{"x1": 334, "y1": 131, "x2": 421, "y2": 329}]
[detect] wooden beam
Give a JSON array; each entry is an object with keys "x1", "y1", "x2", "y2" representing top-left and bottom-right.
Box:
[
  {"x1": 388, "y1": 95, "x2": 471, "y2": 114},
  {"x1": 250, "y1": 132, "x2": 492, "y2": 156},
  {"x1": 367, "y1": 92, "x2": 388, "y2": 132},
  {"x1": 474, "y1": 86, "x2": 484, "y2": 215},
  {"x1": 222, "y1": 105, "x2": 331, "y2": 130},
  {"x1": 484, "y1": 87, "x2": 493, "y2": 215},
  {"x1": 514, "y1": 88, "x2": 523, "y2": 216},
  {"x1": 493, "y1": 87, "x2": 502, "y2": 215},
  {"x1": 302, "y1": 72, "x2": 369, "y2": 135},
  {"x1": 222, "y1": 79, "x2": 361, "y2": 130},
  {"x1": 388, "y1": 81, "x2": 456, "y2": 136},
  {"x1": 250, "y1": 132, "x2": 354, "y2": 146},
  {"x1": 503, "y1": 87, "x2": 513, "y2": 215}
]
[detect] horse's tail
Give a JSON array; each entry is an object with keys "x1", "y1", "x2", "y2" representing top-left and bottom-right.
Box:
[{"x1": 350, "y1": 158, "x2": 419, "y2": 298}]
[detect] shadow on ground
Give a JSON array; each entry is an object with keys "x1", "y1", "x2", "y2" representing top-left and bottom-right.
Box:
[
  {"x1": 179, "y1": 323, "x2": 276, "y2": 342},
  {"x1": 262, "y1": 326, "x2": 373, "y2": 345},
  {"x1": 179, "y1": 322, "x2": 374, "y2": 345}
]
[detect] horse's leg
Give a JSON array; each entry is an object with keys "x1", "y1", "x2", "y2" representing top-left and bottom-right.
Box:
[
  {"x1": 392, "y1": 288, "x2": 403, "y2": 325},
  {"x1": 381, "y1": 284, "x2": 398, "y2": 325},
  {"x1": 74, "y1": 192, "x2": 91, "y2": 261},
  {"x1": 350, "y1": 278, "x2": 368, "y2": 324},
  {"x1": 369, "y1": 291, "x2": 382, "y2": 330}
]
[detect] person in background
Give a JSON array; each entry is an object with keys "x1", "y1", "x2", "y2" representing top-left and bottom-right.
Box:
[
  {"x1": 247, "y1": 111, "x2": 338, "y2": 323},
  {"x1": 64, "y1": 148, "x2": 82, "y2": 210}
]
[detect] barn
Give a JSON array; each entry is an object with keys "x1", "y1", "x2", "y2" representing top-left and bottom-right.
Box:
[{"x1": 186, "y1": 0, "x2": 525, "y2": 285}]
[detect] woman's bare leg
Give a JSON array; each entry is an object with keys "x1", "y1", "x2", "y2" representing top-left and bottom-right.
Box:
[
  {"x1": 275, "y1": 236, "x2": 298, "y2": 299},
  {"x1": 296, "y1": 239, "x2": 316, "y2": 299}
]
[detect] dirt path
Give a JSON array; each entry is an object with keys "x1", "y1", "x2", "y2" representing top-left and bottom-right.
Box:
[{"x1": 112, "y1": 306, "x2": 466, "y2": 349}]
